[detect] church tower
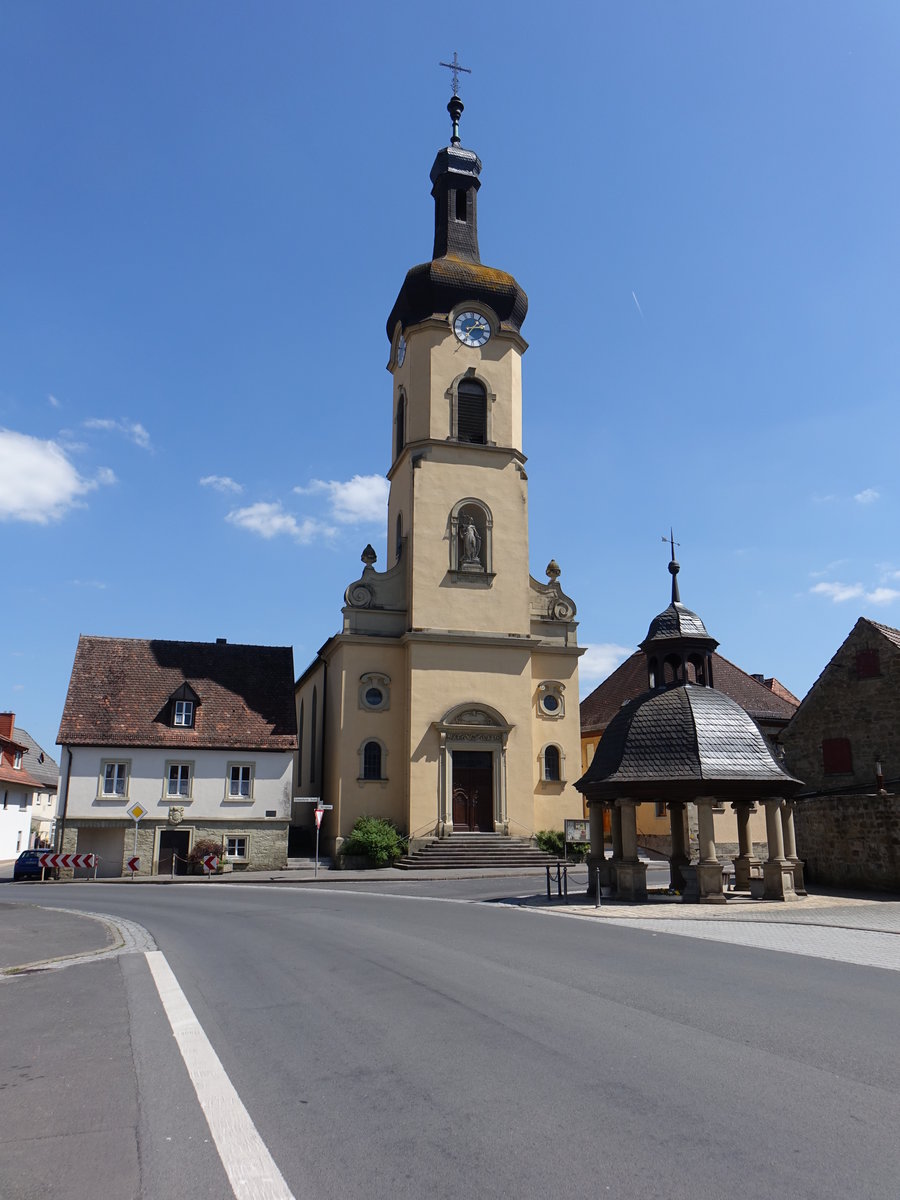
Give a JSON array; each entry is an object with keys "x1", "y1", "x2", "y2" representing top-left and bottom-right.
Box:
[{"x1": 295, "y1": 88, "x2": 584, "y2": 851}]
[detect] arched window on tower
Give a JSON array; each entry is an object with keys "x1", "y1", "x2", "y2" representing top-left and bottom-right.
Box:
[
  {"x1": 455, "y1": 378, "x2": 487, "y2": 445},
  {"x1": 395, "y1": 513, "x2": 403, "y2": 563},
  {"x1": 543, "y1": 745, "x2": 561, "y2": 781},
  {"x1": 396, "y1": 392, "x2": 406, "y2": 458}
]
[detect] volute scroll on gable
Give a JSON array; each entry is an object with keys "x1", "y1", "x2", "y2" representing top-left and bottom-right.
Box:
[
  {"x1": 529, "y1": 574, "x2": 577, "y2": 624},
  {"x1": 342, "y1": 542, "x2": 409, "y2": 635}
]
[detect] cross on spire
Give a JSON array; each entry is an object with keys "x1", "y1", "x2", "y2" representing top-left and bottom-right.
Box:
[
  {"x1": 439, "y1": 51, "x2": 471, "y2": 97},
  {"x1": 661, "y1": 529, "x2": 681, "y2": 604}
]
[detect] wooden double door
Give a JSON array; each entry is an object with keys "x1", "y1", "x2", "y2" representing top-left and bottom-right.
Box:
[{"x1": 452, "y1": 751, "x2": 494, "y2": 832}]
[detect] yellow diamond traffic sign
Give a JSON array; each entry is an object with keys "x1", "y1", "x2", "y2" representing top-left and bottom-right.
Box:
[{"x1": 127, "y1": 803, "x2": 147, "y2": 822}]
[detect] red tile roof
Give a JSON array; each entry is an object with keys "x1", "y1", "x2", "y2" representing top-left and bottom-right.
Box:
[
  {"x1": 58, "y1": 637, "x2": 297, "y2": 751},
  {"x1": 0, "y1": 762, "x2": 46, "y2": 790},
  {"x1": 581, "y1": 651, "x2": 799, "y2": 734}
]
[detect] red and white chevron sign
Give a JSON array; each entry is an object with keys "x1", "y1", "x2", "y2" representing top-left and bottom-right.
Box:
[
  {"x1": 126, "y1": 856, "x2": 140, "y2": 873},
  {"x1": 202, "y1": 855, "x2": 218, "y2": 871},
  {"x1": 38, "y1": 852, "x2": 96, "y2": 870}
]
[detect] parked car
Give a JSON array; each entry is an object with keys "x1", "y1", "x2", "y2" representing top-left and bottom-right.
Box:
[{"x1": 13, "y1": 849, "x2": 52, "y2": 881}]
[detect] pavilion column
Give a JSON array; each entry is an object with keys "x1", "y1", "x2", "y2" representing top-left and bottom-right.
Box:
[
  {"x1": 586, "y1": 801, "x2": 612, "y2": 895},
  {"x1": 781, "y1": 799, "x2": 806, "y2": 895},
  {"x1": 668, "y1": 801, "x2": 688, "y2": 893},
  {"x1": 763, "y1": 798, "x2": 799, "y2": 902},
  {"x1": 613, "y1": 799, "x2": 646, "y2": 901},
  {"x1": 731, "y1": 801, "x2": 761, "y2": 891},
  {"x1": 695, "y1": 798, "x2": 726, "y2": 904}
]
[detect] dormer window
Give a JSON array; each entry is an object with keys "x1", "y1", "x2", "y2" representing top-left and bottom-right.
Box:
[
  {"x1": 13, "y1": 749, "x2": 22, "y2": 770},
  {"x1": 167, "y1": 683, "x2": 200, "y2": 728}
]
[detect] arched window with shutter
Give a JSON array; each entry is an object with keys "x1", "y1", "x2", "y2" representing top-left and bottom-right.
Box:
[
  {"x1": 395, "y1": 392, "x2": 406, "y2": 458},
  {"x1": 455, "y1": 378, "x2": 487, "y2": 444}
]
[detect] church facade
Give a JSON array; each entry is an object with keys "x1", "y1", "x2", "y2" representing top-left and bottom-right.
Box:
[{"x1": 295, "y1": 94, "x2": 584, "y2": 852}]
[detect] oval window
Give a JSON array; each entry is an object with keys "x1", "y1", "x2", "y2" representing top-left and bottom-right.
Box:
[
  {"x1": 365, "y1": 687, "x2": 384, "y2": 708},
  {"x1": 542, "y1": 694, "x2": 559, "y2": 713}
]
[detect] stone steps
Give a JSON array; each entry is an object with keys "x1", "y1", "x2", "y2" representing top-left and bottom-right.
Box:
[{"x1": 396, "y1": 834, "x2": 558, "y2": 871}]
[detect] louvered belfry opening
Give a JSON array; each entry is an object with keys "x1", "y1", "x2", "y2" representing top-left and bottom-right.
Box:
[{"x1": 457, "y1": 379, "x2": 487, "y2": 444}]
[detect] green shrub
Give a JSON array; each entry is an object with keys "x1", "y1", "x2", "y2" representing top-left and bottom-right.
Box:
[
  {"x1": 340, "y1": 816, "x2": 406, "y2": 866},
  {"x1": 535, "y1": 829, "x2": 590, "y2": 861}
]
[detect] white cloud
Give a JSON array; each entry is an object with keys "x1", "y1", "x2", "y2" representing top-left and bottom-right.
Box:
[
  {"x1": 854, "y1": 488, "x2": 880, "y2": 504},
  {"x1": 809, "y1": 559, "x2": 847, "y2": 579},
  {"x1": 810, "y1": 581, "x2": 900, "y2": 606},
  {"x1": 226, "y1": 501, "x2": 332, "y2": 544},
  {"x1": 865, "y1": 587, "x2": 900, "y2": 605},
  {"x1": 71, "y1": 579, "x2": 108, "y2": 590},
  {"x1": 295, "y1": 474, "x2": 389, "y2": 524},
  {"x1": 200, "y1": 474, "x2": 243, "y2": 494},
  {"x1": 810, "y1": 581, "x2": 865, "y2": 603},
  {"x1": 84, "y1": 418, "x2": 152, "y2": 450},
  {"x1": 48, "y1": 393, "x2": 60, "y2": 409},
  {"x1": 0, "y1": 429, "x2": 114, "y2": 524},
  {"x1": 579, "y1": 643, "x2": 634, "y2": 692}
]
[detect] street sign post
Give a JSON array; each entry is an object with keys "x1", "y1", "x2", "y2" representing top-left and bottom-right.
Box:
[
  {"x1": 314, "y1": 801, "x2": 333, "y2": 878},
  {"x1": 127, "y1": 803, "x2": 146, "y2": 877}
]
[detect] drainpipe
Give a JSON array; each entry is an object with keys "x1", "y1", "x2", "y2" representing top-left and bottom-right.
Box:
[{"x1": 56, "y1": 747, "x2": 73, "y2": 852}]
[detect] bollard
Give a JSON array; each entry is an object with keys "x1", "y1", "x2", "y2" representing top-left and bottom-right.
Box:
[{"x1": 594, "y1": 863, "x2": 601, "y2": 908}]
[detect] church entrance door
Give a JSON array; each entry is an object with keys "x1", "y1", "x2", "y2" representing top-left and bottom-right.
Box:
[{"x1": 452, "y1": 751, "x2": 494, "y2": 831}]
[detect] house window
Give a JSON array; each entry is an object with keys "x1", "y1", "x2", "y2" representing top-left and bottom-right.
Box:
[
  {"x1": 226, "y1": 836, "x2": 248, "y2": 861},
  {"x1": 13, "y1": 749, "x2": 23, "y2": 769},
  {"x1": 173, "y1": 700, "x2": 194, "y2": 727},
  {"x1": 166, "y1": 763, "x2": 192, "y2": 798},
  {"x1": 856, "y1": 650, "x2": 880, "y2": 679},
  {"x1": 655, "y1": 801, "x2": 666, "y2": 818},
  {"x1": 228, "y1": 764, "x2": 253, "y2": 799},
  {"x1": 101, "y1": 761, "x2": 129, "y2": 797},
  {"x1": 822, "y1": 737, "x2": 852, "y2": 774},
  {"x1": 360, "y1": 740, "x2": 385, "y2": 781},
  {"x1": 543, "y1": 745, "x2": 561, "y2": 781}
]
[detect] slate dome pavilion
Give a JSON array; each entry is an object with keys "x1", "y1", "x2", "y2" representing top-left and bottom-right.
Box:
[{"x1": 576, "y1": 550, "x2": 806, "y2": 903}]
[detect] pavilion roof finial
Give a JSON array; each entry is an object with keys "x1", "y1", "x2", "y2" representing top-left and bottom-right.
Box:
[
  {"x1": 662, "y1": 528, "x2": 681, "y2": 604},
  {"x1": 439, "y1": 51, "x2": 472, "y2": 145}
]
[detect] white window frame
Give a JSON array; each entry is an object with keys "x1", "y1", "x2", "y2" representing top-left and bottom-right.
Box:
[
  {"x1": 99, "y1": 759, "x2": 131, "y2": 798},
  {"x1": 164, "y1": 760, "x2": 193, "y2": 800},
  {"x1": 13, "y1": 749, "x2": 23, "y2": 770},
  {"x1": 226, "y1": 762, "x2": 254, "y2": 801},
  {"x1": 173, "y1": 700, "x2": 194, "y2": 727},
  {"x1": 225, "y1": 835, "x2": 249, "y2": 862}
]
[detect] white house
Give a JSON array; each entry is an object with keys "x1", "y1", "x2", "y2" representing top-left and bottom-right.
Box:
[
  {"x1": 0, "y1": 712, "x2": 45, "y2": 860},
  {"x1": 56, "y1": 637, "x2": 297, "y2": 876}
]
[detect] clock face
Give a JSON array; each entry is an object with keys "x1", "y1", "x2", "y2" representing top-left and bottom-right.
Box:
[
  {"x1": 396, "y1": 332, "x2": 406, "y2": 367},
  {"x1": 453, "y1": 310, "x2": 491, "y2": 347}
]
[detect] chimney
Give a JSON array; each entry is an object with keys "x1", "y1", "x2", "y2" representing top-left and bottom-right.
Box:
[
  {"x1": 0, "y1": 713, "x2": 14, "y2": 739},
  {"x1": 216, "y1": 638, "x2": 227, "y2": 645}
]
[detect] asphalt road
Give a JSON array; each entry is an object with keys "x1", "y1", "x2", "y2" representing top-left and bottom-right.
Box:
[{"x1": 2, "y1": 880, "x2": 899, "y2": 1200}]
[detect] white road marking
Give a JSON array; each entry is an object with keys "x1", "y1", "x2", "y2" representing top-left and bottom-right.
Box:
[{"x1": 145, "y1": 950, "x2": 296, "y2": 1200}]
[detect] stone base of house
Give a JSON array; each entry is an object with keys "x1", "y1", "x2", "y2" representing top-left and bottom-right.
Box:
[
  {"x1": 795, "y1": 794, "x2": 900, "y2": 892},
  {"x1": 59, "y1": 819, "x2": 288, "y2": 878}
]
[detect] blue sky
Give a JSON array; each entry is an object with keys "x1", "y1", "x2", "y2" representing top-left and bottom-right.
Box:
[{"x1": 2, "y1": 2, "x2": 899, "y2": 757}]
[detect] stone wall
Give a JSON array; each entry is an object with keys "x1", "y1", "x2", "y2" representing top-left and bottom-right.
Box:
[
  {"x1": 59, "y1": 819, "x2": 288, "y2": 877},
  {"x1": 795, "y1": 794, "x2": 900, "y2": 892}
]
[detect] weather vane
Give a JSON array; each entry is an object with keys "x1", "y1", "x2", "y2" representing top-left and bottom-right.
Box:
[
  {"x1": 661, "y1": 529, "x2": 680, "y2": 561},
  {"x1": 439, "y1": 51, "x2": 471, "y2": 97}
]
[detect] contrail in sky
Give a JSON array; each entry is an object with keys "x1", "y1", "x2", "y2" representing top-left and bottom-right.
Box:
[{"x1": 631, "y1": 291, "x2": 644, "y2": 318}]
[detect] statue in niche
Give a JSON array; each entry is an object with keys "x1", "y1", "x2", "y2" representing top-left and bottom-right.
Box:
[{"x1": 460, "y1": 513, "x2": 483, "y2": 567}]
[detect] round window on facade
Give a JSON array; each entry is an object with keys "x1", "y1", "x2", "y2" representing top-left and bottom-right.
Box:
[
  {"x1": 538, "y1": 682, "x2": 565, "y2": 718},
  {"x1": 359, "y1": 673, "x2": 390, "y2": 713}
]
